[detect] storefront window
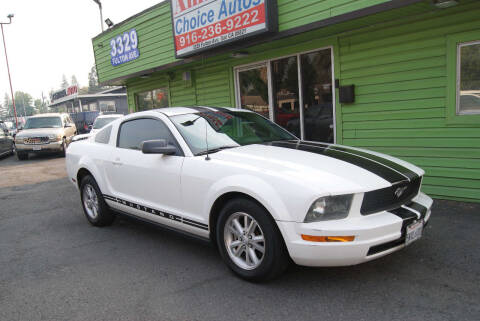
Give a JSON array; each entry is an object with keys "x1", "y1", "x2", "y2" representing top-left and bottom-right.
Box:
[
  {"x1": 89, "y1": 102, "x2": 98, "y2": 111},
  {"x1": 301, "y1": 49, "x2": 334, "y2": 143},
  {"x1": 136, "y1": 88, "x2": 169, "y2": 111},
  {"x1": 100, "y1": 100, "x2": 116, "y2": 112},
  {"x1": 458, "y1": 41, "x2": 480, "y2": 114},
  {"x1": 238, "y1": 66, "x2": 269, "y2": 118},
  {"x1": 272, "y1": 56, "x2": 300, "y2": 137}
]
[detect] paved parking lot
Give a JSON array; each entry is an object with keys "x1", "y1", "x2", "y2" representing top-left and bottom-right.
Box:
[{"x1": 0, "y1": 154, "x2": 479, "y2": 321}]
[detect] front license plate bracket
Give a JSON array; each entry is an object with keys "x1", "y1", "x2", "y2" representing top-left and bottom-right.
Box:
[{"x1": 405, "y1": 219, "x2": 423, "y2": 246}]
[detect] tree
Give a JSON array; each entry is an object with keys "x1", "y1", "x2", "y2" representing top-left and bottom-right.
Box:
[
  {"x1": 71, "y1": 75, "x2": 79, "y2": 87},
  {"x1": 34, "y1": 98, "x2": 49, "y2": 114},
  {"x1": 61, "y1": 74, "x2": 69, "y2": 89},
  {"x1": 88, "y1": 65, "x2": 100, "y2": 93}
]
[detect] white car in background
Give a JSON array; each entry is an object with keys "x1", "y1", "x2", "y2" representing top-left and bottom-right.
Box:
[
  {"x1": 66, "y1": 107, "x2": 433, "y2": 281},
  {"x1": 73, "y1": 114, "x2": 123, "y2": 142}
]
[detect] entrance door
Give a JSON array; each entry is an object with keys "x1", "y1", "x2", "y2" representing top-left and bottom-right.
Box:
[
  {"x1": 235, "y1": 64, "x2": 270, "y2": 119},
  {"x1": 235, "y1": 47, "x2": 335, "y2": 143}
]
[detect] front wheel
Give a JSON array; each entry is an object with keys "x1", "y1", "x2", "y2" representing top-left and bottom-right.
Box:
[
  {"x1": 16, "y1": 151, "x2": 28, "y2": 160},
  {"x1": 59, "y1": 138, "x2": 67, "y2": 157},
  {"x1": 216, "y1": 198, "x2": 289, "y2": 282},
  {"x1": 80, "y1": 175, "x2": 115, "y2": 227}
]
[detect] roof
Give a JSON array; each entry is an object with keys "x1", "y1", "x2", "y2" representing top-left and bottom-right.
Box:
[
  {"x1": 153, "y1": 106, "x2": 248, "y2": 117},
  {"x1": 96, "y1": 114, "x2": 124, "y2": 119},
  {"x1": 29, "y1": 113, "x2": 65, "y2": 118}
]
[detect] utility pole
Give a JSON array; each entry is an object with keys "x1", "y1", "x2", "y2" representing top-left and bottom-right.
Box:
[
  {"x1": 0, "y1": 14, "x2": 18, "y2": 129},
  {"x1": 93, "y1": 0, "x2": 105, "y2": 32}
]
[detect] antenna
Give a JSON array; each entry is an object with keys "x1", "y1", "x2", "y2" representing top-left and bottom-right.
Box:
[{"x1": 205, "y1": 116, "x2": 210, "y2": 161}]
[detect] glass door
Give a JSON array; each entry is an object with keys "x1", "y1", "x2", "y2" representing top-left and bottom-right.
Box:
[
  {"x1": 235, "y1": 64, "x2": 270, "y2": 119},
  {"x1": 235, "y1": 47, "x2": 335, "y2": 143},
  {"x1": 300, "y1": 49, "x2": 334, "y2": 143}
]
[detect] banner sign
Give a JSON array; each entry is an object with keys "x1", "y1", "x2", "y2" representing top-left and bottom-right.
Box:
[
  {"x1": 171, "y1": 0, "x2": 277, "y2": 58},
  {"x1": 51, "y1": 85, "x2": 78, "y2": 104},
  {"x1": 110, "y1": 29, "x2": 140, "y2": 66}
]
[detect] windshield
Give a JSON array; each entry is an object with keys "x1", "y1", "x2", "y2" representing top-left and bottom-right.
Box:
[
  {"x1": 170, "y1": 110, "x2": 297, "y2": 155},
  {"x1": 24, "y1": 117, "x2": 62, "y2": 129},
  {"x1": 93, "y1": 117, "x2": 118, "y2": 129}
]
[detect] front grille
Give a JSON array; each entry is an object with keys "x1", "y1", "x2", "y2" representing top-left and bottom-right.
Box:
[
  {"x1": 361, "y1": 176, "x2": 422, "y2": 215},
  {"x1": 24, "y1": 136, "x2": 49, "y2": 145}
]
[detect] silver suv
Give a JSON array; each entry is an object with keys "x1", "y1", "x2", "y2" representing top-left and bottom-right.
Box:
[{"x1": 15, "y1": 113, "x2": 77, "y2": 160}]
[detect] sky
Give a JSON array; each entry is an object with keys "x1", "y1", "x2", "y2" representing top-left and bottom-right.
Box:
[{"x1": 0, "y1": 0, "x2": 164, "y2": 104}]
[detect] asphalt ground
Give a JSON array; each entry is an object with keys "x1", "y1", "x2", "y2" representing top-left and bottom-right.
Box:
[{"x1": 0, "y1": 153, "x2": 479, "y2": 321}]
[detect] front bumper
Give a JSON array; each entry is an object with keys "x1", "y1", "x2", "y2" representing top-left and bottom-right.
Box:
[
  {"x1": 15, "y1": 141, "x2": 63, "y2": 153},
  {"x1": 277, "y1": 192, "x2": 433, "y2": 267}
]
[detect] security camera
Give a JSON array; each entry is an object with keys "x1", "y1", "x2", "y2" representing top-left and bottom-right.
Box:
[
  {"x1": 7, "y1": 14, "x2": 14, "y2": 19},
  {"x1": 105, "y1": 18, "x2": 114, "y2": 28}
]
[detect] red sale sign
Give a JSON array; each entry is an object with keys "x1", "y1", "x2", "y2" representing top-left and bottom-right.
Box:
[{"x1": 171, "y1": 0, "x2": 277, "y2": 58}]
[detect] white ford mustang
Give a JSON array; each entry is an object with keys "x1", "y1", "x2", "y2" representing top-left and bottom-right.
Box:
[{"x1": 66, "y1": 107, "x2": 433, "y2": 281}]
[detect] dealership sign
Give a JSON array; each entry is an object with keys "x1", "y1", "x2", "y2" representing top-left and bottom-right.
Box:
[
  {"x1": 171, "y1": 0, "x2": 277, "y2": 58},
  {"x1": 110, "y1": 29, "x2": 140, "y2": 66},
  {"x1": 51, "y1": 85, "x2": 78, "y2": 104}
]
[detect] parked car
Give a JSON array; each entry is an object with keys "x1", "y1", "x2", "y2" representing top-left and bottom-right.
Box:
[
  {"x1": 66, "y1": 107, "x2": 432, "y2": 281},
  {"x1": 0, "y1": 122, "x2": 14, "y2": 158},
  {"x1": 15, "y1": 113, "x2": 77, "y2": 160},
  {"x1": 73, "y1": 114, "x2": 123, "y2": 142}
]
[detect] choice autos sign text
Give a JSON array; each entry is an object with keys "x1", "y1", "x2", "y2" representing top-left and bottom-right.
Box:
[{"x1": 171, "y1": 0, "x2": 276, "y2": 57}]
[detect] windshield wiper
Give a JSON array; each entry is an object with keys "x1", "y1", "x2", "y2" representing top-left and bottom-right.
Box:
[{"x1": 195, "y1": 145, "x2": 238, "y2": 156}]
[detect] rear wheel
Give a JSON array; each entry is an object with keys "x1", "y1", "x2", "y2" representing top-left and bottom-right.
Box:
[
  {"x1": 80, "y1": 175, "x2": 115, "y2": 226},
  {"x1": 216, "y1": 198, "x2": 289, "y2": 282}
]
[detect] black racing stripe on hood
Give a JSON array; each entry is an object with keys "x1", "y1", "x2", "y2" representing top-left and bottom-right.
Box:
[
  {"x1": 268, "y1": 141, "x2": 409, "y2": 184},
  {"x1": 299, "y1": 141, "x2": 418, "y2": 181}
]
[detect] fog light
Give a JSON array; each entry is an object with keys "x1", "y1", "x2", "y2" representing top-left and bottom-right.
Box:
[{"x1": 301, "y1": 235, "x2": 355, "y2": 242}]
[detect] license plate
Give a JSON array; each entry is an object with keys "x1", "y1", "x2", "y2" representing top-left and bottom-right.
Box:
[
  {"x1": 405, "y1": 220, "x2": 423, "y2": 246},
  {"x1": 33, "y1": 146, "x2": 42, "y2": 151}
]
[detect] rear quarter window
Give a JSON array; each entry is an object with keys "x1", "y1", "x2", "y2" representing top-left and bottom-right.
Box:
[{"x1": 95, "y1": 125, "x2": 113, "y2": 144}]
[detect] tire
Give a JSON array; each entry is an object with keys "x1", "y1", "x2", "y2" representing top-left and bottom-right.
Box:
[
  {"x1": 59, "y1": 138, "x2": 67, "y2": 157},
  {"x1": 216, "y1": 198, "x2": 289, "y2": 282},
  {"x1": 17, "y1": 151, "x2": 28, "y2": 160},
  {"x1": 80, "y1": 175, "x2": 115, "y2": 227}
]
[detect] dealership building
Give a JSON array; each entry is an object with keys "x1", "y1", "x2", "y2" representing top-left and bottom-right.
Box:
[{"x1": 92, "y1": 0, "x2": 480, "y2": 203}]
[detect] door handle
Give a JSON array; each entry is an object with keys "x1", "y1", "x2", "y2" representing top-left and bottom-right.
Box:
[{"x1": 112, "y1": 159, "x2": 123, "y2": 166}]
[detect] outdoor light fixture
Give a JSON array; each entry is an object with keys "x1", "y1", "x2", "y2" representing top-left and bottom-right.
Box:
[
  {"x1": 432, "y1": 0, "x2": 458, "y2": 8},
  {"x1": 105, "y1": 18, "x2": 114, "y2": 28},
  {"x1": 231, "y1": 51, "x2": 249, "y2": 58},
  {"x1": 7, "y1": 14, "x2": 14, "y2": 19}
]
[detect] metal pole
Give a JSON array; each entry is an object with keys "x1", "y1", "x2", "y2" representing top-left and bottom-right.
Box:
[
  {"x1": 99, "y1": 6, "x2": 104, "y2": 32},
  {"x1": 0, "y1": 23, "x2": 18, "y2": 129},
  {"x1": 93, "y1": 0, "x2": 104, "y2": 32}
]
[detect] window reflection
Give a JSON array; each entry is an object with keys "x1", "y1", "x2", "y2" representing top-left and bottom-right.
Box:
[
  {"x1": 136, "y1": 88, "x2": 169, "y2": 111},
  {"x1": 301, "y1": 49, "x2": 334, "y2": 143},
  {"x1": 238, "y1": 67, "x2": 270, "y2": 118},
  {"x1": 459, "y1": 42, "x2": 480, "y2": 114},
  {"x1": 272, "y1": 56, "x2": 300, "y2": 137}
]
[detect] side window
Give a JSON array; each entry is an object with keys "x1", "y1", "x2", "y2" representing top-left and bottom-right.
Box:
[
  {"x1": 95, "y1": 125, "x2": 113, "y2": 144},
  {"x1": 117, "y1": 118, "x2": 180, "y2": 154}
]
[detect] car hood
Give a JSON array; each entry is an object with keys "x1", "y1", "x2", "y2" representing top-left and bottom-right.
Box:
[
  {"x1": 212, "y1": 141, "x2": 424, "y2": 195},
  {"x1": 16, "y1": 128, "x2": 64, "y2": 138}
]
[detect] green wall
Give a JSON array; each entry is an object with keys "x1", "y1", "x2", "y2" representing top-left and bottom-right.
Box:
[
  {"x1": 93, "y1": 0, "x2": 393, "y2": 84},
  {"x1": 94, "y1": 0, "x2": 480, "y2": 203}
]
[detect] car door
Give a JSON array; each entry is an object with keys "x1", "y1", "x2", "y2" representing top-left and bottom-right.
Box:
[
  {"x1": 0, "y1": 129, "x2": 6, "y2": 154},
  {"x1": 104, "y1": 117, "x2": 184, "y2": 216}
]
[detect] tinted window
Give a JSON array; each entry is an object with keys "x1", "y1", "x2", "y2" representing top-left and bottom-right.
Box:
[
  {"x1": 24, "y1": 117, "x2": 62, "y2": 129},
  {"x1": 95, "y1": 125, "x2": 112, "y2": 144},
  {"x1": 117, "y1": 118, "x2": 178, "y2": 153}
]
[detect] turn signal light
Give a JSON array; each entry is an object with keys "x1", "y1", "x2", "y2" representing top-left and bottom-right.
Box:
[{"x1": 301, "y1": 235, "x2": 355, "y2": 242}]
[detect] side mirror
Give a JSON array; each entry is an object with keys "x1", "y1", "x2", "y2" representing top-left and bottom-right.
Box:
[{"x1": 141, "y1": 139, "x2": 177, "y2": 155}]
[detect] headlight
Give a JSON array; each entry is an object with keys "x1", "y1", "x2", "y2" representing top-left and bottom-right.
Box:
[
  {"x1": 15, "y1": 137, "x2": 24, "y2": 144},
  {"x1": 304, "y1": 194, "x2": 354, "y2": 222},
  {"x1": 48, "y1": 134, "x2": 61, "y2": 141}
]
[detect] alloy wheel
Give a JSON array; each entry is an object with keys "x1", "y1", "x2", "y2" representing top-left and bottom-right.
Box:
[{"x1": 224, "y1": 212, "x2": 265, "y2": 270}]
